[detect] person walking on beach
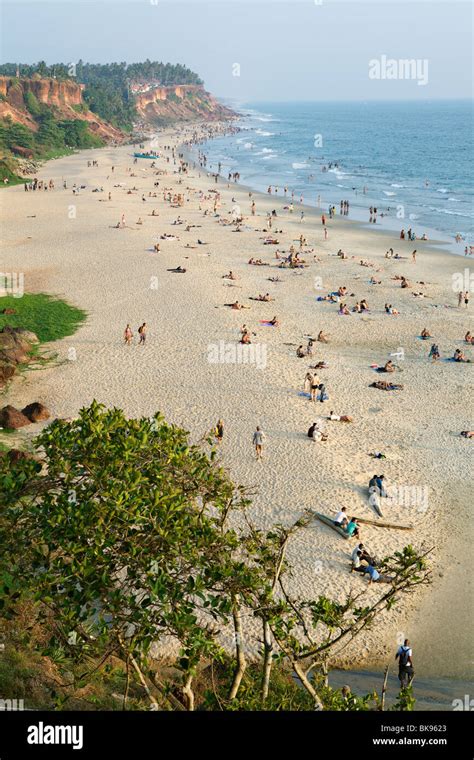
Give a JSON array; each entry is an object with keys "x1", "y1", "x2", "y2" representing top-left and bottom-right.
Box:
[
  {"x1": 396, "y1": 639, "x2": 415, "y2": 687},
  {"x1": 252, "y1": 426, "x2": 266, "y2": 460},
  {"x1": 465, "y1": 291, "x2": 470, "y2": 309},
  {"x1": 214, "y1": 419, "x2": 224, "y2": 443},
  {"x1": 124, "y1": 324, "x2": 133, "y2": 345},
  {"x1": 458, "y1": 291, "x2": 464, "y2": 308},
  {"x1": 138, "y1": 322, "x2": 147, "y2": 345},
  {"x1": 412, "y1": 250, "x2": 417, "y2": 263}
]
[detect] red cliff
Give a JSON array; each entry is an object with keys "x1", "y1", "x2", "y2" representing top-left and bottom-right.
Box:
[
  {"x1": 0, "y1": 76, "x2": 124, "y2": 143},
  {"x1": 134, "y1": 84, "x2": 235, "y2": 124}
]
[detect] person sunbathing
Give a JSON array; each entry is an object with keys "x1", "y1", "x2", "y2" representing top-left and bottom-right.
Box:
[
  {"x1": 339, "y1": 304, "x2": 350, "y2": 315},
  {"x1": 370, "y1": 380, "x2": 404, "y2": 391},
  {"x1": 429, "y1": 344, "x2": 440, "y2": 361},
  {"x1": 269, "y1": 315, "x2": 280, "y2": 326},
  {"x1": 327, "y1": 411, "x2": 353, "y2": 422},
  {"x1": 360, "y1": 299, "x2": 369, "y2": 311},
  {"x1": 167, "y1": 266, "x2": 186, "y2": 273},
  {"x1": 460, "y1": 431, "x2": 474, "y2": 438},
  {"x1": 465, "y1": 331, "x2": 474, "y2": 344},
  {"x1": 268, "y1": 276, "x2": 282, "y2": 283},
  {"x1": 252, "y1": 293, "x2": 273, "y2": 302},
  {"x1": 353, "y1": 302, "x2": 362, "y2": 313},
  {"x1": 421, "y1": 327, "x2": 432, "y2": 339},
  {"x1": 296, "y1": 345, "x2": 306, "y2": 358},
  {"x1": 317, "y1": 330, "x2": 329, "y2": 343},
  {"x1": 240, "y1": 331, "x2": 252, "y2": 344},
  {"x1": 223, "y1": 271, "x2": 238, "y2": 280}
]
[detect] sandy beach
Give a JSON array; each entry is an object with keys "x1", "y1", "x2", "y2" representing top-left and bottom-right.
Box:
[{"x1": 1, "y1": 126, "x2": 472, "y2": 680}]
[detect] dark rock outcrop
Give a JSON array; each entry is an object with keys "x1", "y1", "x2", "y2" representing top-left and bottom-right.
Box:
[
  {"x1": 0, "y1": 405, "x2": 32, "y2": 429},
  {"x1": 0, "y1": 326, "x2": 39, "y2": 387},
  {"x1": 22, "y1": 402, "x2": 50, "y2": 422}
]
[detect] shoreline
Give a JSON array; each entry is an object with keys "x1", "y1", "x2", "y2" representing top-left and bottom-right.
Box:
[
  {"x1": 1, "y1": 125, "x2": 472, "y2": 681},
  {"x1": 183, "y1": 108, "x2": 472, "y2": 258}
]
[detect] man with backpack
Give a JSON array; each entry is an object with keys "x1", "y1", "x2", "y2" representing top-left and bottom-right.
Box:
[{"x1": 396, "y1": 639, "x2": 415, "y2": 687}]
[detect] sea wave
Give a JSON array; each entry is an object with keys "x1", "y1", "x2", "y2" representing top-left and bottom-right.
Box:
[
  {"x1": 436, "y1": 188, "x2": 449, "y2": 193},
  {"x1": 254, "y1": 129, "x2": 275, "y2": 137},
  {"x1": 383, "y1": 191, "x2": 396, "y2": 196},
  {"x1": 391, "y1": 183, "x2": 404, "y2": 188},
  {"x1": 292, "y1": 162, "x2": 309, "y2": 169}
]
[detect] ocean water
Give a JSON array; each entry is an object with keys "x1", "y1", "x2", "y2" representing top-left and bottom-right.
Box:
[{"x1": 192, "y1": 100, "x2": 474, "y2": 252}]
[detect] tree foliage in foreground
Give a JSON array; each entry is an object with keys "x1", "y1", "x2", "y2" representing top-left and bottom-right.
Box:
[{"x1": 0, "y1": 403, "x2": 431, "y2": 710}]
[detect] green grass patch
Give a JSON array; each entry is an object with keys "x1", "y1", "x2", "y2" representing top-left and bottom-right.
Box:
[{"x1": 0, "y1": 293, "x2": 86, "y2": 343}]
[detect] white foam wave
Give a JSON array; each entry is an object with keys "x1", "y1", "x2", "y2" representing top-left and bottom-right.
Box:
[{"x1": 292, "y1": 162, "x2": 309, "y2": 169}]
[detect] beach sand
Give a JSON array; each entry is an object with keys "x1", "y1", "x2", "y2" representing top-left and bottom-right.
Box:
[{"x1": 1, "y1": 127, "x2": 472, "y2": 679}]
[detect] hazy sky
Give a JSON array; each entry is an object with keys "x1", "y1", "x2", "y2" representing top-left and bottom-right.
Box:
[{"x1": 1, "y1": 1, "x2": 472, "y2": 102}]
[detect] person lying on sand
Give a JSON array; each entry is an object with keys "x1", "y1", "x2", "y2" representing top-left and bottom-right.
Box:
[
  {"x1": 370, "y1": 380, "x2": 404, "y2": 391},
  {"x1": 223, "y1": 271, "x2": 238, "y2": 280},
  {"x1": 461, "y1": 431, "x2": 474, "y2": 438},
  {"x1": 363, "y1": 565, "x2": 394, "y2": 584},
  {"x1": 224, "y1": 301, "x2": 251, "y2": 310},
  {"x1": 167, "y1": 266, "x2": 186, "y2": 273},
  {"x1": 385, "y1": 304, "x2": 400, "y2": 315},
  {"x1": 311, "y1": 360, "x2": 329, "y2": 370},
  {"x1": 160, "y1": 234, "x2": 179, "y2": 240},
  {"x1": 327, "y1": 411, "x2": 353, "y2": 422},
  {"x1": 268, "y1": 276, "x2": 282, "y2": 283},
  {"x1": 369, "y1": 276, "x2": 382, "y2": 284},
  {"x1": 421, "y1": 327, "x2": 432, "y2": 339},
  {"x1": 268, "y1": 316, "x2": 280, "y2": 326},
  {"x1": 250, "y1": 293, "x2": 273, "y2": 301},
  {"x1": 317, "y1": 330, "x2": 329, "y2": 343}
]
